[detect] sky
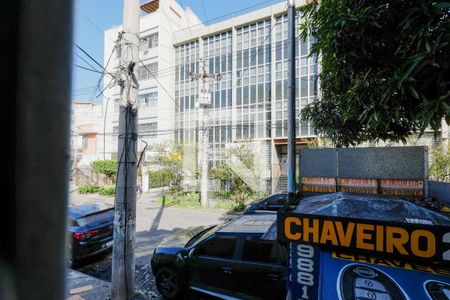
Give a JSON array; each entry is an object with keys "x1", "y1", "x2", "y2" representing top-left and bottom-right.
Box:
[{"x1": 72, "y1": 0, "x2": 284, "y2": 103}]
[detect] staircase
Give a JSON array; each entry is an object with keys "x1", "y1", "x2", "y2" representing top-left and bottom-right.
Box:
[{"x1": 275, "y1": 175, "x2": 288, "y2": 193}]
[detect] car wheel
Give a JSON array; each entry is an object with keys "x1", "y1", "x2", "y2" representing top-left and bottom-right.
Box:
[
  {"x1": 155, "y1": 267, "x2": 184, "y2": 299},
  {"x1": 66, "y1": 245, "x2": 77, "y2": 268}
]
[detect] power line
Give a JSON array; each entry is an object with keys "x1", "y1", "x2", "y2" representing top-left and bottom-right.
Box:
[
  {"x1": 138, "y1": 36, "x2": 307, "y2": 79},
  {"x1": 175, "y1": 0, "x2": 282, "y2": 30},
  {"x1": 200, "y1": 0, "x2": 208, "y2": 23},
  {"x1": 74, "y1": 43, "x2": 116, "y2": 78},
  {"x1": 74, "y1": 64, "x2": 104, "y2": 74},
  {"x1": 132, "y1": 22, "x2": 279, "y2": 115},
  {"x1": 138, "y1": 58, "x2": 179, "y2": 111},
  {"x1": 73, "y1": 52, "x2": 103, "y2": 74},
  {"x1": 77, "y1": 9, "x2": 106, "y2": 37},
  {"x1": 73, "y1": 1, "x2": 301, "y2": 82},
  {"x1": 73, "y1": 85, "x2": 99, "y2": 92},
  {"x1": 85, "y1": 121, "x2": 310, "y2": 138}
]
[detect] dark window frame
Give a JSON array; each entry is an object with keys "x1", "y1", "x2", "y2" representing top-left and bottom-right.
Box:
[
  {"x1": 237, "y1": 235, "x2": 285, "y2": 266},
  {"x1": 194, "y1": 235, "x2": 238, "y2": 260}
]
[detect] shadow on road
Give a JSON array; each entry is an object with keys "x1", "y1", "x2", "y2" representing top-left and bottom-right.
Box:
[{"x1": 74, "y1": 195, "x2": 239, "y2": 299}]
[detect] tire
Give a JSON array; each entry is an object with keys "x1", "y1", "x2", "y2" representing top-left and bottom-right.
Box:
[
  {"x1": 155, "y1": 267, "x2": 184, "y2": 299},
  {"x1": 66, "y1": 244, "x2": 78, "y2": 268}
]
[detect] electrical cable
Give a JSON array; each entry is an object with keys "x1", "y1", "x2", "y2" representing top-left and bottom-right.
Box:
[
  {"x1": 200, "y1": 0, "x2": 208, "y2": 24},
  {"x1": 174, "y1": 0, "x2": 281, "y2": 30},
  {"x1": 74, "y1": 43, "x2": 116, "y2": 78},
  {"x1": 74, "y1": 64, "x2": 104, "y2": 74}
]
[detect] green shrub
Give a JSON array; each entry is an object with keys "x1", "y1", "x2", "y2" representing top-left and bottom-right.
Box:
[
  {"x1": 211, "y1": 191, "x2": 233, "y2": 198},
  {"x1": 99, "y1": 186, "x2": 116, "y2": 196},
  {"x1": 215, "y1": 200, "x2": 246, "y2": 212},
  {"x1": 429, "y1": 145, "x2": 450, "y2": 182},
  {"x1": 78, "y1": 183, "x2": 101, "y2": 194},
  {"x1": 92, "y1": 160, "x2": 117, "y2": 184},
  {"x1": 159, "y1": 192, "x2": 201, "y2": 208},
  {"x1": 148, "y1": 169, "x2": 172, "y2": 188}
]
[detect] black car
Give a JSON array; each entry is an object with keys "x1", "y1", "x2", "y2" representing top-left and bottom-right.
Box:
[
  {"x1": 67, "y1": 203, "x2": 114, "y2": 267},
  {"x1": 151, "y1": 214, "x2": 286, "y2": 299},
  {"x1": 244, "y1": 193, "x2": 289, "y2": 214}
]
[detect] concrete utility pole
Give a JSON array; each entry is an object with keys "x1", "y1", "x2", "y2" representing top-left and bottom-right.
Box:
[
  {"x1": 190, "y1": 59, "x2": 221, "y2": 208},
  {"x1": 111, "y1": 0, "x2": 140, "y2": 299},
  {"x1": 287, "y1": 0, "x2": 297, "y2": 201}
]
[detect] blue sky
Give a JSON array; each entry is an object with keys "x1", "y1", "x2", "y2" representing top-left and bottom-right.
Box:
[{"x1": 72, "y1": 0, "x2": 283, "y2": 102}]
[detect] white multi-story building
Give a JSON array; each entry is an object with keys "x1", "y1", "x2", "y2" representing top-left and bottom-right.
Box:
[
  {"x1": 103, "y1": 0, "x2": 316, "y2": 192},
  {"x1": 102, "y1": 0, "x2": 449, "y2": 193},
  {"x1": 102, "y1": 0, "x2": 202, "y2": 160}
]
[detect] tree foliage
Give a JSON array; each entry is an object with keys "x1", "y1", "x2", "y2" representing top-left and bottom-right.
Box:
[
  {"x1": 92, "y1": 160, "x2": 117, "y2": 183},
  {"x1": 429, "y1": 145, "x2": 450, "y2": 182},
  {"x1": 299, "y1": 0, "x2": 450, "y2": 146},
  {"x1": 148, "y1": 169, "x2": 172, "y2": 188},
  {"x1": 210, "y1": 144, "x2": 255, "y2": 197},
  {"x1": 149, "y1": 143, "x2": 184, "y2": 192}
]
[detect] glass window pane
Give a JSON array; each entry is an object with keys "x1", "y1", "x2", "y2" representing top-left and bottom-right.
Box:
[
  {"x1": 237, "y1": 87, "x2": 242, "y2": 106},
  {"x1": 250, "y1": 85, "x2": 256, "y2": 103},
  {"x1": 243, "y1": 87, "x2": 249, "y2": 104},
  {"x1": 301, "y1": 76, "x2": 308, "y2": 97},
  {"x1": 196, "y1": 236, "x2": 237, "y2": 259},
  {"x1": 276, "y1": 81, "x2": 282, "y2": 100},
  {"x1": 242, "y1": 237, "x2": 278, "y2": 264},
  {"x1": 276, "y1": 41, "x2": 282, "y2": 61}
]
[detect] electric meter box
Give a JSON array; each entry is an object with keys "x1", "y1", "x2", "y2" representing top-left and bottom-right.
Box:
[{"x1": 197, "y1": 93, "x2": 211, "y2": 106}]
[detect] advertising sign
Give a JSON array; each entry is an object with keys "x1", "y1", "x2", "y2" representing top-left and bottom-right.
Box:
[
  {"x1": 279, "y1": 213, "x2": 450, "y2": 265},
  {"x1": 288, "y1": 243, "x2": 321, "y2": 300},
  {"x1": 288, "y1": 246, "x2": 450, "y2": 300}
]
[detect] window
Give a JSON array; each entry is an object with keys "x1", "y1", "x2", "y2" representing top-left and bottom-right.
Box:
[
  {"x1": 138, "y1": 62, "x2": 158, "y2": 80},
  {"x1": 196, "y1": 236, "x2": 236, "y2": 259},
  {"x1": 81, "y1": 136, "x2": 88, "y2": 150},
  {"x1": 140, "y1": 32, "x2": 158, "y2": 50},
  {"x1": 267, "y1": 195, "x2": 286, "y2": 205},
  {"x1": 139, "y1": 92, "x2": 158, "y2": 107},
  {"x1": 242, "y1": 237, "x2": 278, "y2": 264},
  {"x1": 139, "y1": 122, "x2": 157, "y2": 137},
  {"x1": 77, "y1": 209, "x2": 114, "y2": 227}
]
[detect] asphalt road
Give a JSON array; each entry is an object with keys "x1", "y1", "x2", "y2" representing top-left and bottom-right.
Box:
[{"x1": 70, "y1": 189, "x2": 238, "y2": 299}]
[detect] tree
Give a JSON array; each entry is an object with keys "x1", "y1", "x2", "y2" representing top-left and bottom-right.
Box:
[
  {"x1": 148, "y1": 143, "x2": 184, "y2": 192},
  {"x1": 299, "y1": 0, "x2": 450, "y2": 147},
  {"x1": 92, "y1": 160, "x2": 117, "y2": 184},
  {"x1": 429, "y1": 145, "x2": 450, "y2": 182},
  {"x1": 210, "y1": 144, "x2": 255, "y2": 197}
]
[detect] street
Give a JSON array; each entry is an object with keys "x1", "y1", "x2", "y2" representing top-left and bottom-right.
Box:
[{"x1": 69, "y1": 189, "x2": 238, "y2": 298}]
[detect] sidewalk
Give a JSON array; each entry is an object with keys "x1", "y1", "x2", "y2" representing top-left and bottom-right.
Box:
[{"x1": 66, "y1": 269, "x2": 111, "y2": 300}]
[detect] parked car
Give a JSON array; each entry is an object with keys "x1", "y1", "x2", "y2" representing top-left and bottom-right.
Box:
[
  {"x1": 244, "y1": 193, "x2": 290, "y2": 214},
  {"x1": 151, "y1": 213, "x2": 286, "y2": 299},
  {"x1": 67, "y1": 203, "x2": 114, "y2": 267}
]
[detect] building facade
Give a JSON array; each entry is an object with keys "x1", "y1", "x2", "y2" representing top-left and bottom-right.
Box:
[
  {"x1": 71, "y1": 101, "x2": 104, "y2": 167},
  {"x1": 170, "y1": 1, "x2": 319, "y2": 192},
  {"x1": 102, "y1": 0, "x2": 448, "y2": 193},
  {"x1": 103, "y1": 0, "x2": 318, "y2": 192},
  {"x1": 102, "y1": 0, "x2": 202, "y2": 160}
]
